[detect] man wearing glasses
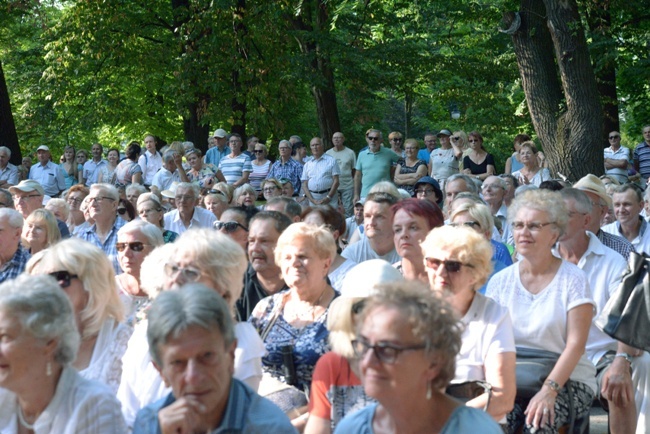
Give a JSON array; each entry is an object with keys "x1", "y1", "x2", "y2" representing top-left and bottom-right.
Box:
[
  {"x1": 604, "y1": 131, "x2": 630, "y2": 184},
  {"x1": 266, "y1": 139, "x2": 303, "y2": 196},
  {"x1": 163, "y1": 182, "x2": 216, "y2": 235},
  {"x1": 354, "y1": 129, "x2": 400, "y2": 204}
]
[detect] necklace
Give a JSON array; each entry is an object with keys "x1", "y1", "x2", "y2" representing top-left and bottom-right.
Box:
[{"x1": 17, "y1": 406, "x2": 36, "y2": 431}]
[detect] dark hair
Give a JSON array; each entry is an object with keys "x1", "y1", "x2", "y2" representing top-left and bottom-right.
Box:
[
  {"x1": 391, "y1": 198, "x2": 444, "y2": 230},
  {"x1": 125, "y1": 142, "x2": 141, "y2": 161},
  {"x1": 539, "y1": 180, "x2": 565, "y2": 192},
  {"x1": 118, "y1": 198, "x2": 136, "y2": 220},
  {"x1": 225, "y1": 205, "x2": 259, "y2": 226},
  {"x1": 107, "y1": 148, "x2": 120, "y2": 159},
  {"x1": 291, "y1": 141, "x2": 305, "y2": 156},
  {"x1": 514, "y1": 134, "x2": 531, "y2": 148},
  {"x1": 250, "y1": 210, "x2": 292, "y2": 234},
  {"x1": 468, "y1": 131, "x2": 484, "y2": 149},
  {"x1": 366, "y1": 192, "x2": 398, "y2": 206}
]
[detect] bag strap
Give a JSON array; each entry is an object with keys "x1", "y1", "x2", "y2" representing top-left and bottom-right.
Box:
[{"x1": 260, "y1": 297, "x2": 284, "y2": 342}]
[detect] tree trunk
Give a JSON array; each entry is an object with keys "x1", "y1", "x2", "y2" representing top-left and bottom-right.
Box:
[
  {"x1": 231, "y1": 0, "x2": 248, "y2": 143},
  {"x1": 506, "y1": 0, "x2": 604, "y2": 181},
  {"x1": 0, "y1": 60, "x2": 21, "y2": 165},
  {"x1": 404, "y1": 90, "x2": 414, "y2": 138},
  {"x1": 183, "y1": 100, "x2": 211, "y2": 152}
]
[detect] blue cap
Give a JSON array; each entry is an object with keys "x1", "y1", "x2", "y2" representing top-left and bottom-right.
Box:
[{"x1": 414, "y1": 176, "x2": 443, "y2": 206}]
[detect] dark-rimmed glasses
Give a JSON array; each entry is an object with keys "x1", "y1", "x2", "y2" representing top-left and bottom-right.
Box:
[
  {"x1": 351, "y1": 338, "x2": 426, "y2": 364},
  {"x1": 214, "y1": 221, "x2": 248, "y2": 233}
]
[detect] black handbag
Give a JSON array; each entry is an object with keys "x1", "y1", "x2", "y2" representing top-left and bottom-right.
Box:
[
  {"x1": 515, "y1": 347, "x2": 560, "y2": 399},
  {"x1": 446, "y1": 381, "x2": 492, "y2": 411},
  {"x1": 596, "y1": 251, "x2": 650, "y2": 352}
]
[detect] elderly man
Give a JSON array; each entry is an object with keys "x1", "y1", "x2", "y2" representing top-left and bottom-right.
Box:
[
  {"x1": 326, "y1": 132, "x2": 356, "y2": 217},
  {"x1": 342, "y1": 192, "x2": 400, "y2": 263},
  {"x1": 353, "y1": 129, "x2": 400, "y2": 203},
  {"x1": 602, "y1": 184, "x2": 650, "y2": 254},
  {"x1": 267, "y1": 140, "x2": 303, "y2": 196},
  {"x1": 82, "y1": 143, "x2": 108, "y2": 186},
  {"x1": 556, "y1": 188, "x2": 649, "y2": 434},
  {"x1": 443, "y1": 173, "x2": 478, "y2": 212},
  {"x1": 151, "y1": 150, "x2": 181, "y2": 192},
  {"x1": 133, "y1": 284, "x2": 293, "y2": 433},
  {"x1": 237, "y1": 211, "x2": 292, "y2": 321},
  {"x1": 163, "y1": 182, "x2": 215, "y2": 234},
  {"x1": 0, "y1": 208, "x2": 29, "y2": 283},
  {"x1": 28, "y1": 145, "x2": 66, "y2": 197},
  {"x1": 417, "y1": 131, "x2": 438, "y2": 163},
  {"x1": 204, "y1": 128, "x2": 231, "y2": 167},
  {"x1": 78, "y1": 183, "x2": 126, "y2": 274},
  {"x1": 9, "y1": 179, "x2": 70, "y2": 238},
  {"x1": 0, "y1": 146, "x2": 19, "y2": 188},
  {"x1": 138, "y1": 135, "x2": 162, "y2": 188},
  {"x1": 265, "y1": 197, "x2": 302, "y2": 222},
  {"x1": 604, "y1": 131, "x2": 630, "y2": 184},
  {"x1": 301, "y1": 137, "x2": 340, "y2": 207}
]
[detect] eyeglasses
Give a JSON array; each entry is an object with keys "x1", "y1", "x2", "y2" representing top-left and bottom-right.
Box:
[
  {"x1": 164, "y1": 263, "x2": 201, "y2": 282},
  {"x1": 367, "y1": 136, "x2": 380, "y2": 141},
  {"x1": 116, "y1": 242, "x2": 150, "y2": 252},
  {"x1": 88, "y1": 196, "x2": 115, "y2": 204},
  {"x1": 425, "y1": 257, "x2": 472, "y2": 273},
  {"x1": 451, "y1": 136, "x2": 460, "y2": 141},
  {"x1": 49, "y1": 270, "x2": 79, "y2": 289},
  {"x1": 254, "y1": 150, "x2": 265, "y2": 154},
  {"x1": 609, "y1": 135, "x2": 620, "y2": 140},
  {"x1": 351, "y1": 339, "x2": 426, "y2": 364},
  {"x1": 449, "y1": 221, "x2": 481, "y2": 229},
  {"x1": 511, "y1": 221, "x2": 556, "y2": 232},
  {"x1": 214, "y1": 221, "x2": 248, "y2": 232},
  {"x1": 468, "y1": 139, "x2": 479, "y2": 143},
  {"x1": 175, "y1": 195, "x2": 196, "y2": 202},
  {"x1": 67, "y1": 197, "x2": 83, "y2": 204},
  {"x1": 263, "y1": 187, "x2": 279, "y2": 193},
  {"x1": 117, "y1": 208, "x2": 128, "y2": 215},
  {"x1": 481, "y1": 184, "x2": 503, "y2": 190},
  {"x1": 13, "y1": 194, "x2": 41, "y2": 202},
  {"x1": 415, "y1": 189, "x2": 435, "y2": 196}
]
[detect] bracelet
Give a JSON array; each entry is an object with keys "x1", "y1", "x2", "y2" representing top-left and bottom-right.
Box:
[
  {"x1": 615, "y1": 353, "x2": 634, "y2": 364},
  {"x1": 326, "y1": 195, "x2": 332, "y2": 200},
  {"x1": 545, "y1": 379, "x2": 561, "y2": 393}
]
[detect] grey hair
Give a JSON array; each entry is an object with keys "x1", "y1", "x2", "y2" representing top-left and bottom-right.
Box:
[
  {"x1": 162, "y1": 150, "x2": 176, "y2": 164},
  {"x1": 0, "y1": 189, "x2": 12, "y2": 209},
  {"x1": 612, "y1": 183, "x2": 643, "y2": 202},
  {"x1": 267, "y1": 197, "x2": 302, "y2": 220},
  {"x1": 0, "y1": 274, "x2": 80, "y2": 365},
  {"x1": 0, "y1": 146, "x2": 10, "y2": 157},
  {"x1": 0, "y1": 208, "x2": 24, "y2": 228},
  {"x1": 508, "y1": 188, "x2": 568, "y2": 234},
  {"x1": 126, "y1": 184, "x2": 147, "y2": 197},
  {"x1": 175, "y1": 182, "x2": 200, "y2": 197},
  {"x1": 250, "y1": 211, "x2": 292, "y2": 234},
  {"x1": 118, "y1": 220, "x2": 164, "y2": 247},
  {"x1": 89, "y1": 183, "x2": 119, "y2": 201},
  {"x1": 140, "y1": 243, "x2": 176, "y2": 299},
  {"x1": 233, "y1": 184, "x2": 256, "y2": 205},
  {"x1": 278, "y1": 139, "x2": 291, "y2": 148},
  {"x1": 147, "y1": 283, "x2": 235, "y2": 366},
  {"x1": 560, "y1": 188, "x2": 592, "y2": 215},
  {"x1": 446, "y1": 174, "x2": 478, "y2": 194}
]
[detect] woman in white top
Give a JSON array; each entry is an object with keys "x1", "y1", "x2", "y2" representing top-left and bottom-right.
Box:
[
  {"x1": 251, "y1": 143, "x2": 272, "y2": 198},
  {"x1": 486, "y1": 189, "x2": 596, "y2": 433},
  {"x1": 430, "y1": 133, "x2": 463, "y2": 189},
  {"x1": 511, "y1": 142, "x2": 551, "y2": 187},
  {"x1": 0, "y1": 274, "x2": 126, "y2": 433}
]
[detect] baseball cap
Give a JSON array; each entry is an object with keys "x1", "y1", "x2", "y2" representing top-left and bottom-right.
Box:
[
  {"x1": 36, "y1": 145, "x2": 50, "y2": 152},
  {"x1": 213, "y1": 128, "x2": 228, "y2": 138},
  {"x1": 9, "y1": 179, "x2": 45, "y2": 196},
  {"x1": 437, "y1": 129, "x2": 452, "y2": 137}
]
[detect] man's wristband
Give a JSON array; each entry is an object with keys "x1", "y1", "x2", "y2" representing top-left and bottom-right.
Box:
[{"x1": 615, "y1": 353, "x2": 634, "y2": 364}]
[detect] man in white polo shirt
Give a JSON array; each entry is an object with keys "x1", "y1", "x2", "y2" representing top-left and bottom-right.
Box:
[{"x1": 163, "y1": 182, "x2": 215, "y2": 234}]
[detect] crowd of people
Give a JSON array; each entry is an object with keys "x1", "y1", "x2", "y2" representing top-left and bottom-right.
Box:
[{"x1": 0, "y1": 125, "x2": 649, "y2": 433}]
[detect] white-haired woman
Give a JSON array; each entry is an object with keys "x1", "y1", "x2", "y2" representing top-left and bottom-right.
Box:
[
  {"x1": 233, "y1": 183, "x2": 257, "y2": 207},
  {"x1": 117, "y1": 229, "x2": 264, "y2": 429},
  {"x1": 136, "y1": 193, "x2": 178, "y2": 243},
  {"x1": 0, "y1": 274, "x2": 127, "y2": 433},
  {"x1": 27, "y1": 238, "x2": 132, "y2": 394},
  {"x1": 22, "y1": 208, "x2": 61, "y2": 254}
]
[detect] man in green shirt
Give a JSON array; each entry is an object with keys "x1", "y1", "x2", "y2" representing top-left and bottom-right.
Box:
[{"x1": 354, "y1": 129, "x2": 400, "y2": 203}]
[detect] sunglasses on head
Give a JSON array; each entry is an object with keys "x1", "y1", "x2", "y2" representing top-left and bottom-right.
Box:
[
  {"x1": 49, "y1": 270, "x2": 78, "y2": 288},
  {"x1": 116, "y1": 242, "x2": 149, "y2": 252},
  {"x1": 214, "y1": 221, "x2": 248, "y2": 233},
  {"x1": 424, "y1": 258, "x2": 472, "y2": 273}
]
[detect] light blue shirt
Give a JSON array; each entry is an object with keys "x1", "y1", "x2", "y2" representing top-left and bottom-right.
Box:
[
  {"x1": 205, "y1": 146, "x2": 232, "y2": 167},
  {"x1": 29, "y1": 161, "x2": 66, "y2": 196}
]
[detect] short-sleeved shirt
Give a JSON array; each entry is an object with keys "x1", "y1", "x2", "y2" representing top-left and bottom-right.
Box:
[
  {"x1": 151, "y1": 168, "x2": 180, "y2": 192},
  {"x1": 341, "y1": 237, "x2": 401, "y2": 264},
  {"x1": 83, "y1": 159, "x2": 108, "y2": 186},
  {"x1": 267, "y1": 158, "x2": 303, "y2": 195},
  {"x1": 204, "y1": 146, "x2": 231, "y2": 167},
  {"x1": 326, "y1": 147, "x2": 356, "y2": 190},
  {"x1": 163, "y1": 207, "x2": 216, "y2": 235},
  {"x1": 429, "y1": 147, "x2": 459, "y2": 184},
  {"x1": 462, "y1": 153, "x2": 495, "y2": 176},
  {"x1": 302, "y1": 154, "x2": 340, "y2": 192},
  {"x1": 602, "y1": 217, "x2": 650, "y2": 255},
  {"x1": 219, "y1": 154, "x2": 253, "y2": 185},
  {"x1": 114, "y1": 159, "x2": 143, "y2": 187},
  {"x1": 634, "y1": 142, "x2": 650, "y2": 179},
  {"x1": 355, "y1": 147, "x2": 400, "y2": 197},
  {"x1": 78, "y1": 217, "x2": 127, "y2": 274},
  {"x1": 137, "y1": 150, "x2": 163, "y2": 186},
  {"x1": 29, "y1": 161, "x2": 66, "y2": 196},
  {"x1": 0, "y1": 163, "x2": 19, "y2": 186},
  {"x1": 236, "y1": 263, "x2": 289, "y2": 322}
]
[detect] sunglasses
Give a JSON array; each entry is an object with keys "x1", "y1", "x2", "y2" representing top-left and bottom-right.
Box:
[
  {"x1": 424, "y1": 258, "x2": 472, "y2": 273},
  {"x1": 117, "y1": 208, "x2": 127, "y2": 215},
  {"x1": 367, "y1": 136, "x2": 380, "y2": 141},
  {"x1": 116, "y1": 242, "x2": 150, "y2": 252},
  {"x1": 49, "y1": 270, "x2": 79, "y2": 288},
  {"x1": 254, "y1": 150, "x2": 265, "y2": 154},
  {"x1": 609, "y1": 135, "x2": 620, "y2": 140},
  {"x1": 451, "y1": 136, "x2": 460, "y2": 141},
  {"x1": 214, "y1": 221, "x2": 248, "y2": 232}
]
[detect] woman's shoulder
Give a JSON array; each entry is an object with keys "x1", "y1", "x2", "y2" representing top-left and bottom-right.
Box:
[
  {"x1": 442, "y1": 405, "x2": 503, "y2": 433},
  {"x1": 334, "y1": 403, "x2": 377, "y2": 434}
]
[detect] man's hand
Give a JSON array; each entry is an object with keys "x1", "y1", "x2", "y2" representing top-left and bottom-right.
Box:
[
  {"x1": 158, "y1": 396, "x2": 206, "y2": 434},
  {"x1": 601, "y1": 357, "x2": 634, "y2": 407}
]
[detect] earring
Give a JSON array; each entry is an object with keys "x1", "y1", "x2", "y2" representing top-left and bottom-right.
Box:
[
  {"x1": 46, "y1": 361, "x2": 52, "y2": 377},
  {"x1": 426, "y1": 381, "x2": 432, "y2": 400}
]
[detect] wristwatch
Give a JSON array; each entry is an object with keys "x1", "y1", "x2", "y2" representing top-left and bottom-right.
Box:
[{"x1": 615, "y1": 353, "x2": 634, "y2": 364}]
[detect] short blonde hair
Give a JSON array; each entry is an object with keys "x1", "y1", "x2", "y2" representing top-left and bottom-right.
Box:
[
  {"x1": 368, "y1": 181, "x2": 400, "y2": 199},
  {"x1": 23, "y1": 209, "x2": 61, "y2": 248},
  {"x1": 421, "y1": 225, "x2": 493, "y2": 292},
  {"x1": 140, "y1": 243, "x2": 177, "y2": 299},
  {"x1": 274, "y1": 222, "x2": 336, "y2": 266},
  {"x1": 27, "y1": 238, "x2": 124, "y2": 338},
  {"x1": 212, "y1": 182, "x2": 234, "y2": 203},
  {"x1": 450, "y1": 202, "x2": 495, "y2": 234}
]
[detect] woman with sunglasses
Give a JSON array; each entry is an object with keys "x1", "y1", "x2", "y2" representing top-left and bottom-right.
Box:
[
  {"x1": 421, "y1": 225, "x2": 516, "y2": 424},
  {"x1": 136, "y1": 193, "x2": 178, "y2": 243},
  {"x1": 117, "y1": 197, "x2": 135, "y2": 222},
  {"x1": 251, "y1": 143, "x2": 272, "y2": 198},
  {"x1": 216, "y1": 205, "x2": 258, "y2": 252},
  {"x1": 115, "y1": 220, "x2": 164, "y2": 320},
  {"x1": 0, "y1": 274, "x2": 127, "y2": 433},
  {"x1": 391, "y1": 198, "x2": 444, "y2": 282},
  {"x1": 462, "y1": 131, "x2": 495, "y2": 183},
  {"x1": 335, "y1": 281, "x2": 502, "y2": 433},
  {"x1": 486, "y1": 189, "x2": 596, "y2": 433},
  {"x1": 27, "y1": 238, "x2": 132, "y2": 394},
  {"x1": 185, "y1": 148, "x2": 225, "y2": 189}
]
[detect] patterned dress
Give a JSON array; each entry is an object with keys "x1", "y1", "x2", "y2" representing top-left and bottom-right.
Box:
[{"x1": 396, "y1": 158, "x2": 427, "y2": 195}]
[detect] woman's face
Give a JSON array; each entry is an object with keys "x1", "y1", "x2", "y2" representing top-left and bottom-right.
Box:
[
  {"x1": 187, "y1": 153, "x2": 201, "y2": 170},
  {"x1": 425, "y1": 245, "x2": 478, "y2": 296},
  {"x1": 357, "y1": 305, "x2": 435, "y2": 402},
  {"x1": 403, "y1": 143, "x2": 418, "y2": 158},
  {"x1": 138, "y1": 201, "x2": 163, "y2": 227},
  {"x1": 392, "y1": 209, "x2": 430, "y2": 260},
  {"x1": 0, "y1": 309, "x2": 54, "y2": 392},
  {"x1": 262, "y1": 183, "x2": 281, "y2": 201},
  {"x1": 519, "y1": 147, "x2": 534, "y2": 165},
  {"x1": 76, "y1": 152, "x2": 87, "y2": 165},
  {"x1": 468, "y1": 136, "x2": 481, "y2": 150},
  {"x1": 117, "y1": 231, "x2": 154, "y2": 277},
  {"x1": 107, "y1": 150, "x2": 119, "y2": 165},
  {"x1": 237, "y1": 190, "x2": 255, "y2": 207},
  {"x1": 218, "y1": 209, "x2": 249, "y2": 251},
  {"x1": 254, "y1": 145, "x2": 267, "y2": 161},
  {"x1": 64, "y1": 148, "x2": 75, "y2": 161},
  {"x1": 279, "y1": 236, "x2": 331, "y2": 290},
  {"x1": 204, "y1": 196, "x2": 228, "y2": 219},
  {"x1": 23, "y1": 221, "x2": 48, "y2": 249},
  {"x1": 513, "y1": 207, "x2": 559, "y2": 257}
]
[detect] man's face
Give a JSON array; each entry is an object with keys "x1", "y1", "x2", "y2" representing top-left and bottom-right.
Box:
[
  {"x1": 248, "y1": 219, "x2": 282, "y2": 274},
  {"x1": 438, "y1": 134, "x2": 450, "y2": 147},
  {"x1": 560, "y1": 198, "x2": 589, "y2": 242},
  {"x1": 643, "y1": 127, "x2": 650, "y2": 144},
  {"x1": 278, "y1": 143, "x2": 292, "y2": 160},
  {"x1": 0, "y1": 217, "x2": 21, "y2": 262},
  {"x1": 310, "y1": 139, "x2": 324, "y2": 159},
  {"x1": 144, "y1": 136, "x2": 156, "y2": 153},
  {"x1": 91, "y1": 144, "x2": 103, "y2": 160},
  {"x1": 366, "y1": 132, "x2": 382, "y2": 152},
  {"x1": 353, "y1": 204, "x2": 364, "y2": 222},
  {"x1": 164, "y1": 155, "x2": 178, "y2": 172},
  {"x1": 332, "y1": 133, "x2": 345, "y2": 149},
  {"x1": 481, "y1": 176, "x2": 505, "y2": 205},
  {"x1": 364, "y1": 201, "x2": 392, "y2": 239},
  {"x1": 613, "y1": 190, "x2": 643, "y2": 226},
  {"x1": 155, "y1": 325, "x2": 235, "y2": 425},
  {"x1": 36, "y1": 150, "x2": 49, "y2": 165},
  {"x1": 0, "y1": 152, "x2": 8, "y2": 168},
  {"x1": 215, "y1": 136, "x2": 227, "y2": 149},
  {"x1": 228, "y1": 137, "x2": 242, "y2": 153},
  {"x1": 445, "y1": 179, "x2": 469, "y2": 209},
  {"x1": 582, "y1": 190, "x2": 607, "y2": 232},
  {"x1": 13, "y1": 190, "x2": 43, "y2": 218},
  {"x1": 175, "y1": 188, "x2": 198, "y2": 215},
  {"x1": 281, "y1": 182, "x2": 294, "y2": 197},
  {"x1": 87, "y1": 190, "x2": 117, "y2": 221},
  {"x1": 608, "y1": 131, "x2": 621, "y2": 148},
  {"x1": 424, "y1": 135, "x2": 436, "y2": 151}
]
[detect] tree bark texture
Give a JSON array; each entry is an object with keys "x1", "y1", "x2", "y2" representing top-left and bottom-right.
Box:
[
  {"x1": 507, "y1": 0, "x2": 604, "y2": 181},
  {"x1": 0, "y1": 60, "x2": 21, "y2": 165}
]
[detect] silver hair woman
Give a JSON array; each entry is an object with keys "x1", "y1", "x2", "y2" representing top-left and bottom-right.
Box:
[
  {"x1": 233, "y1": 183, "x2": 257, "y2": 207},
  {"x1": 0, "y1": 274, "x2": 127, "y2": 432}
]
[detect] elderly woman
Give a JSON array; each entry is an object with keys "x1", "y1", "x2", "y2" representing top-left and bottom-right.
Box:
[
  {"x1": 0, "y1": 274, "x2": 127, "y2": 432},
  {"x1": 203, "y1": 189, "x2": 230, "y2": 218},
  {"x1": 22, "y1": 209, "x2": 61, "y2": 254},
  {"x1": 136, "y1": 193, "x2": 178, "y2": 243},
  {"x1": 335, "y1": 281, "x2": 502, "y2": 433},
  {"x1": 261, "y1": 178, "x2": 283, "y2": 203},
  {"x1": 251, "y1": 143, "x2": 272, "y2": 197},
  {"x1": 98, "y1": 148, "x2": 120, "y2": 184},
  {"x1": 305, "y1": 260, "x2": 404, "y2": 434},
  {"x1": 249, "y1": 223, "x2": 337, "y2": 425},
  {"x1": 233, "y1": 183, "x2": 257, "y2": 207},
  {"x1": 185, "y1": 148, "x2": 225, "y2": 189},
  {"x1": 486, "y1": 189, "x2": 596, "y2": 433},
  {"x1": 302, "y1": 205, "x2": 357, "y2": 292},
  {"x1": 512, "y1": 142, "x2": 551, "y2": 187},
  {"x1": 422, "y1": 226, "x2": 516, "y2": 422},
  {"x1": 391, "y1": 198, "x2": 444, "y2": 281},
  {"x1": 115, "y1": 220, "x2": 164, "y2": 319},
  {"x1": 118, "y1": 229, "x2": 264, "y2": 428},
  {"x1": 27, "y1": 238, "x2": 132, "y2": 393},
  {"x1": 462, "y1": 131, "x2": 495, "y2": 182},
  {"x1": 429, "y1": 134, "x2": 463, "y2": 190},
  {"x1": 65, "y1": 184, "x2": 89, "y2": 235},
  {"x1": 114, "y1": 142, "x2": 143, "y2": 186},
  {"x1": 394, "y1": 139, "x2": 428, "y2": 196},
  {"x1": 45, "y1": 198, "x2": 70, "y2": 223}
]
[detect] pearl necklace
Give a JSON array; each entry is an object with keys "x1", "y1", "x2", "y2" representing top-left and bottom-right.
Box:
[{"x1": 17, "y1": 406, "x2": 36, "y2": 431}]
